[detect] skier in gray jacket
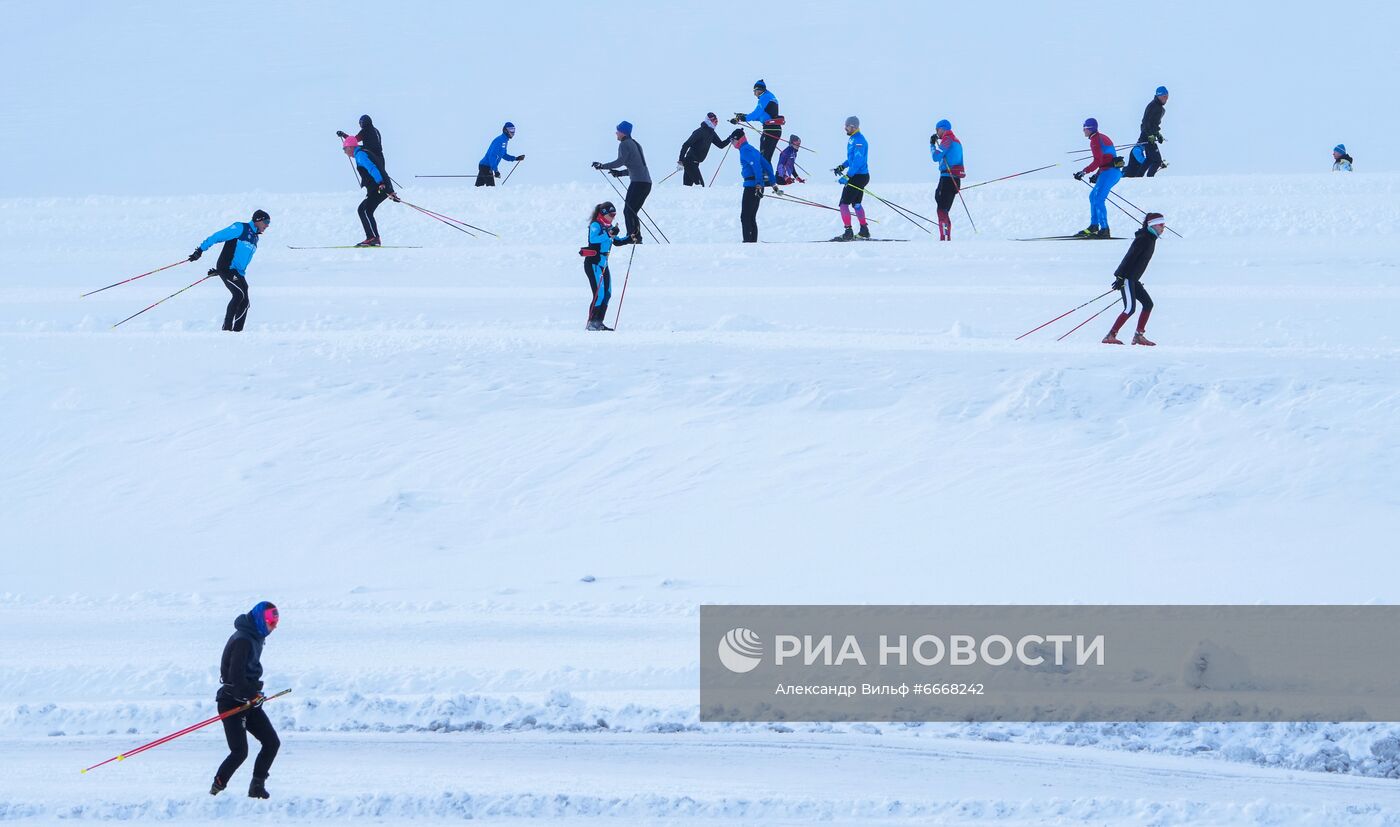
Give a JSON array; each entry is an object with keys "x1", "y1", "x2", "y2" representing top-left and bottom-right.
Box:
[{"x1": 593, "y1": 121, "x2": 652, "y2": 242}]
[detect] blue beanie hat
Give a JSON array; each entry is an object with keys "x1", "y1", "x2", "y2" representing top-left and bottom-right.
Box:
[
  {"x1": 753, "y1": 79, "x2": 766, "y2": 90},
  {"x1": 1083, "y1": 117, "x2": 1098, "y2": 131},
  {"x1": 936, "y1": 118, "x2": 952, "y2": 131},
  {"x1": 1155, "y1": 86, "x2": 1169, "y2": 96},
  {"x1": 617, "y1": 120, "x2": 633, "y2": 136},
  {"x1": 503, "y1": 121, "x2": 515, "y2": 131},
  {"x1": 1334, "y1": 143, "x2": 1346, "y2": 154}
]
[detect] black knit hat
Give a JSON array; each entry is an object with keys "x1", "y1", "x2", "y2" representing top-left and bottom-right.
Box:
[{"x1": 252, "y1": 209, "x2": 270, "y2": 224}]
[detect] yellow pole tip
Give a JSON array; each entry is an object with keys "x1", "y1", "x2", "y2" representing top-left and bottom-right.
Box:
[
  {"x1": 80, "y1": 769, "x2": 87, "y2": 774},
  {"x1": 116, "y1": 755, "x2": 124, "y2": 761}
]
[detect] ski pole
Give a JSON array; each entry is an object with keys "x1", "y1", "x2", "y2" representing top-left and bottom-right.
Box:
[
  {"x1": 843, "y1": 181, "x2": 934, "y2": 234},
  {"x1": 960, "y1": 163, "x2": 1059, "y2": 191},
  {"x1": 414, "y1": 174, "x2": 475, "y2": 178},
  {"x1": 657, "y1": 166, "x2": 681, "y2": 185},
  {"x1": 708, "y1": 145, "x2": 730, "y2": 187},
  {"x1": 402, "y1": 201, "x2": 477, "y2": 238},
  {"x1": 1066, "y1": 142, "x2": 1145, "y2": 155},
  {"x1": 1104, "y1": 187, "x2": 1185, "y2": 239},
  {"x1": 956, "y1": 186, "x2": 978, "y2": 234},
  {"x1": 1056, "y1": 297, "x2": 1120, "y2": 341},
  {"x1": 737, "y1": 122, "x2": 814, "y2": 153},
  {"x1": 397, "y1": 198, "x2": 497, "y2": 237},
  {"x1": 82, "y1": 259, "x2": 189, "y2": 298},
  {"x1": 81, "y1": 689, "x2": 291, "y2": 773},
  {"x1": 1079, "y1": 177, "x2": 1142, "y2": 229},
  {"x1": 611, "y1": 244, "x2": 636, "y2": 330},
  {"x1": 501, "y1": 160, "x2": 521, "y2": 186},
  {"x1": 1014, "y1": 289, "x2": 1115, "y2": 340},
  {"x1": 112, "y1": 273, "x2": 218, "y2": 329},
  {"x1": 768, "y1": 191, "x2": 880, "y2": 221}
]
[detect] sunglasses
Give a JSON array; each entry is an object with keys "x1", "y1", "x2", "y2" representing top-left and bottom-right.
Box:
[{"x1": 600, "y1": 207, "x2": 616, "y2": 216}]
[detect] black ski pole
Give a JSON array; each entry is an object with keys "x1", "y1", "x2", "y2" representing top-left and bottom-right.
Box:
[
  {"x1": 961, "y1": 163, "x2": 1059, "y2": 191},
  {"x1": 113, "y1": 273, "x2": 217, "y2": 328},
  {"x1": 1103, "y1": 186, "x2": 1184, "y2": 239},
  {"x1": 1079, "y1": 177, "x2": 1142, "y2": 229},
  {"x1": 657, "y1": 166, "x2": 681, "y2": 185},
  {"x1": 956, "y1": 186, "x2": 978, "y2": 234},
  {"x1": 708, "y1": 145, "x2": 730, "y2": 187},
  {"x1": 501, "y1": 160, "x2": 521, "y2": 186},
  {"x1": 414, "y1": 175, "x2": 475, "y2": 178},
  {"x1": 595, "y1": 168, "x2": 666, "y2": 244}
]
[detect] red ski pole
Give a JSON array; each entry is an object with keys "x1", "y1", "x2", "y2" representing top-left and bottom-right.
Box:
[
  {"x1": 960, "y1": 163, "x2": 1060, "y2": 192},
  {"x1": 81, "y1": 689, "x2": 291, "y2": 773},
  {"x1": 1015, "y1": 289, "x2": 1115, "y2": 340},
  {"x1": 81, "y1": 259, "x2": 190, "y2": 298},
  {"x1": 610, "y1": 244, "x2": 636, "y2": 330},
  {"x1": 1057, "y1": 297, "x2": 1120, "y2": 341}
]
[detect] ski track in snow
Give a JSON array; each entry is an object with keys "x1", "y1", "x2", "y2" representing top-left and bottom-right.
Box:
[{"x1": 4, "y1": 175, "x2": 1400, "y2": 822}]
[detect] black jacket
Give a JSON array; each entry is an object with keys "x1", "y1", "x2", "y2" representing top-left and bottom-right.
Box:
[
  {"x1": 217, "y1": 612, "x2": 267, "y2": 703},
  {"x1": 1138, "y1": 98, "x2": 1165, "y2": 142},
  {"x1": 357, "y1": 116, "x2": 389, "y2": 180},
  {"x1": 679, "y1": 123, "x2": 732, "y2": 164},
  {"x1": 1114, "y1": 228, "x2": 1159, "y2": 282}
]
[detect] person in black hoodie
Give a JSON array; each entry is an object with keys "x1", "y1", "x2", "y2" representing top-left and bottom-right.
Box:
[
  {"x1": 677, "y1": 113, "x2": 732, "y2": 186},
  {"x1": 211, "y1": 601, "x2": 280, "y2": 799},
  {"x1": 1103, "y1": 213, "x2": 1166, "y2": 345}
]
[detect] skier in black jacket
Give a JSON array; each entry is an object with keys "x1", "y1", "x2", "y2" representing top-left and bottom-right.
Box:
[
  {"x1": 337, "y1": 114, "x2": 389, "y2": 182},
  {"x1": 1123, "y1": 87, "x2": 1168, "y2": 178},
  {"x1": 211, "y1": 601, "x2": 281, "y2": 799},
  {"x1": 1103, "y1": 213, "x2": 1166, "y2": 345},
  {"x1": 677, "y1": 113, "x2": 731, "y2": 186}
]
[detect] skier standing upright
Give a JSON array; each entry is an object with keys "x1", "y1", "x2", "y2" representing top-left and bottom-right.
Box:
[
  {"x1": 832, "y1": 116, "x2": 870, "y2": 241},
  {"x1": 593, "y1": 121, "x2": 652, "y2": 243},
  {"x1": 1123, "y1": 87, "x2": 1169, "y2": 178},
  {"x1": 1073, "y1": 118, "x2": 1123, "y2": 238},
  {"x1": 578, "y1": 201, "x2": 632, "y2": 330},
  {"x1": 343, "y1": 135, "x2": 399, "y2": 246},
  {"x1": 477, "y1": 122, "x2": 524, "y2": 186},
  {"x1": 731, "y1": 79, "x2": 783, "y2": 163},
  {"x1": 733, "y1": 129, "x2": 775, "y2": 243},
  {"x1": 1332, "y1": 144, "x2": 1354, "y2": 171},
  {"x1": 929, "y1": 118, "x2": 965, "y2": 241},
  {"x1": 1103, "y1": 212, "x2": 1167, "y2": 345},
  {"x1": 187, "y1": 209, "x2": 270, "y2": 332},
  {"x1": 677, "y1": 113, "x2": 731, "y2": 186},
  {"x1": 210, "y1": 602, "x2": 281, "y2": 799}
]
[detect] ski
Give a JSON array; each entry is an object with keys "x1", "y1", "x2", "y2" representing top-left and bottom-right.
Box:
[
  {"x1": 1014, "y1": 235, "x2": 1119, "y2": 241},
  {"x1": 287, "y1": 245, "x2": 423, "y2": 249}
]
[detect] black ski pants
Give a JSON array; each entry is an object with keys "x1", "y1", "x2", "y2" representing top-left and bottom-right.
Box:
[
  {"x1": 215, "y1": 699, "x2": 280, "y2": 783},
  {"x1": 358, "y1": 189, "x2": 388, "y2": 239},
  {"x1": 475, "y1": 164, "x2": 497, "y2": 187},
  {"x1": 623, "y1": 181, "x2": 651, "y2": 241},
  {"x1": 1123, "y1": 138, "x2": 1163, "y2": 178},
  {"x1": 681, "y1": 161, "x2": 704, "y2": 186},
  {"x1": 760, "y1": 127, "x2": 781, "y2": 164},
  {"x1": 740, "y1": 186, "x2": 762, "y2": 243},
  {"x1": 217, "y1": 271, "x2": 249, "y2": 332}
]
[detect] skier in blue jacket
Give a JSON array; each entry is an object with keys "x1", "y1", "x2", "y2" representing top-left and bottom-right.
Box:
[
  {"x1": 734, "y1": 129, "x2": 776, "y2": 243},
  {"x1": 579, "y1": 201, "x2": 632, "y2": 330},
  {"x1": 477, "y1": 122, "x2": 524, "y2": 186},
  {"x1": 342, "y1": 135, "x2": 398, "y2": 246},
  {"x1": 187, "y1": 209, "x2": 270, "y2": 332},
  {"x1": 929, "y1": 119, "x2": 965, "y2": 240},
  {"x1": 731, "y1": 79, "x2": 783, "y2": 163},
  {"x1": 832, "y1": 116, "x2": 870, "y2": 240}
]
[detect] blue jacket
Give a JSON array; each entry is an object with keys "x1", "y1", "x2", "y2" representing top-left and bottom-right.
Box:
[
  {"x1": 354, "y1": 147, "x2": 385, "y2": 188},
  {"x1": 588, "y1": 220, "x2": 617, "y2": 268},
  {"x1": 738, "y1": 142, "x2": 775, "y2": 188},
  {"x1": 930, "y1": 131, "x2": 965, "y2": 178},
  {"x1": 844, "y1": 131, "x2": 869, "y2": 175},
  {"x1": 199, "y1": 221, "x2": 261, "y2": 276},
  {"x1": 479, "y1": 132, "x2": 518, "y2": 171},
  {"x1": 745, "y1": 90, "x2": 779, "y2": 123}
]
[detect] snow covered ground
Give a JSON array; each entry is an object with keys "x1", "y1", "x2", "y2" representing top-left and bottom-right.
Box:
[{"x1": 3, "y1": 172, "x2": 1400, "y2": 822}]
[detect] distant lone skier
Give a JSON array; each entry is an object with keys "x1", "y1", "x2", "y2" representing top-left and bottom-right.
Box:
[
  {"x1": 775, "y1": 135, "x2": 804, "y2": 185},
  {"x1": 733, "y1": 129, "x2": 775, "y2": 243},
  {"x1": 731, "y1": 79, "x2": 783, "y2": 163},
  {"x1": 187, "y1": 209, "x2": 270, "y2": 332},
  {"x1": 477, "y1": 122, "x2": 524, "y2": 186},
  {"x1": 579, "y1": 201, "x2": 632, "y2": 330},
  {"x1": 343, "y1": 135, "x2": 398, "y2": 246},
  {"x1": 832, "y1": 116, "x2": 869, "y2": 241},
  {"x1": 1123, "y1": 87, "x2": 1168, "y2": 178},
  {"x1": 677, "y1": 113, "x2": 731, "y2": 186},
  {"x1": 1103, "y1": 213, "x2": 1167, "y2": 346},
  {"x1": 211, "y1": 601, "x2": 281, "y2": 799},
  {"x1": 1332, "y1": 144, "x2": 1354, "y2": 171},
  {"x1": 929, "y1": 118, "x2": 965, "y2": 241},
  {"x1": 1074, "y1": 118, "x2": 1123, "y2": 239},
  {"x1": 593, "y1": 121, "x2": 652, "y2": 243}
]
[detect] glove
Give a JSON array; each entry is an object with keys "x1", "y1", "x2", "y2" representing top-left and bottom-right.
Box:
[
  {"x1": 250, "y1": 693, "x2": 266, "y2": 708},
  {"x1": 591, "y1": 162, "x2": 603, "y2": 169},
  {"x1": 1073, "y1": 171, "x2": 1085, "y2": 181},
  {"x1": 607, "y1": 224, "x2": 619, "y2": 237},
  {"x1": 796, "y1": 176, "x2": 806, "y2": 184},
  {"x1": 1112, "y1": 277, "x2": 1124, "y2": 291},
  {"x1": 1155, "y1": 133, "x2": 1166, "y2": 144},
  {"x1": 1146, "y1": 134, "x2": 1159, "y2": 144},
  {"x1": 755, "y1": 186, "x2": 765, "y2": 198},
  {"x1": 188, "y1": 247, "x2": 203, "y2": 262},
  {"x1": 609, "y1": 169, "x2": 624, "y2": 177},
  {"x1": 515, "y1": 154, "x2": 525, "y2": 161},
  {"x1": 839, "y1": 175, "x2": 849, "y2": 185},
  {"x1": 930, "y1": 134, "x2": 938, "y2": 146},
  {"x1": 1159, "y1": 160, "x2": 1169, "y2": 169},
  {"x1": 1089, "y1": 172, "x2": 1100, "y2": 184},
  {"x1": 771, "y1": 186, "x2": 784, "y2": 196},
  {"x1": 494, "y1": 169, "x2": 501, "y2": 178},
  {"x1": 677, "y1": 162, "x2": 685, "y2": 170},
  {"x1": 733, "y1": 113, "x2": 746, "y2": 122},
  {"x1": 336, "y1": 130, "x2": 348, "y2": 139},
  {"x1": 834, "y1": 163, "x2": 848, "y2": 174},
  {"x1": 389, "y1": 192, "x2": 401, "y2": 202}
]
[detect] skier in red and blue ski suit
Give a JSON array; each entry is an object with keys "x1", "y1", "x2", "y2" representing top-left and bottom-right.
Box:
[
  {"x1": 1074, "y1": 118, "x2": 1121, "y2": 238},
  {"x1": 929, "y1": 119, "x2": 964, "y2": 241}
]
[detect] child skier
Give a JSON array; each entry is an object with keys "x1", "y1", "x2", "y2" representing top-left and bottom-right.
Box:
[
  {"x1": 1103, "y1": 213, "x2": 1167, "y2": 346},
  {"x1": 775, "y1": 135, "x2": 804, "y2": 185},
  {"x1": 187, "y1": 209, "x2": 270, "y2": 332},
  {"x1": 580, "y1": 201, "x2": 632, "y2": 330},
  {"x1": 211, "y1": 602, "x2": 281, "y2": 799}
]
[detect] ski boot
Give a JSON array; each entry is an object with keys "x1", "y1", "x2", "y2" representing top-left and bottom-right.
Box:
[
  {"x1": 1101, "y1": 333, "x2": 1124, "y2": 345},
  {"x1": 248, "y1": 776, "x2": 270, "y2": 799},
  {"x1": 1095, "y1": 227, "x2": 1112, "y2": 239},
  {"x1": 209, "y1": 776, "x2": 227, "y2": 796},
  {"x1": 857, "y1": 225, "x2": 871, "y2": 239},
  {"x1": 585, "y1": 320, "x2": 614, "y2": 331},
  {"x1": 353, "y1": 236, "x2": 381, "y2": 248},
  {"x1": 1074, "y1": 225, "x2": 1100, "y2": 239},
  {"x1": 1132, "y1": 332, "x2": 1156, "y2": 346},
  {"x1": 832, "y1": 227, "x2": 855, "y2": 242}
]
